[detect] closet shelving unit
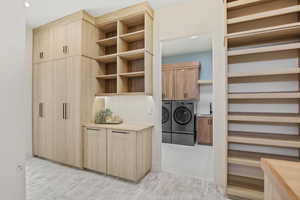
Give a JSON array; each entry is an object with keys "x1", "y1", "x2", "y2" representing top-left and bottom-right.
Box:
[
  {"x1": 225, "y1": 0, "x2": 300, "y2": 199},
  {"x1": 95, "y1": 11, "x2": 153, "y2": 96}
]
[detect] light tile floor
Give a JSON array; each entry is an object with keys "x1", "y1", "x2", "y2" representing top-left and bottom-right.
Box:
[
  {"x1": 162, "y1": 143, "x2": 214, "y2": 182},
  {"x1": 26, "y1": 158, "x2": 227, "y2": 200}
]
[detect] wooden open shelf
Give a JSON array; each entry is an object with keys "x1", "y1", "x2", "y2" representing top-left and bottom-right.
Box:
[
  {"x1": 120, "y1": 30, "x2": 145, "y2": 42},
  {"x1": 228, "y1": 92, "x2": 300, "y2": 99},
  {"x1": 96, "y1": 74, "x2": 117, "y2": 80},
  {"x1": 227, "y1": 5, "x2": 300, "y2": 25},
  {"x1": 226, "y1": 23, "x2": 300, "y2": 47},
  {"x1": 228, "y1": 42, "x2": 300, "y2": 56},
  {"x1": 95, "y1": 10, "x2": 153, "y2": 96},
  {"x1": 229, "y1": 68, "x2": 300, "y2": 78},
  {"x1": 97, "y1": 21, "x2": 118, "y2": 40},
  {"x1": 227, "y1": 0, "x2": 273, "y2": 10},
  {"x1": 227, "y1": 175, "x2": 264, "y2": 200},
  {"x1": 228, "y1": 150, "x2": 300, "y2": 168},
  {"x1": 228, "y1": 131, "x2": 300, "y2": 148},
  {"x1": 197, "y1": 80, "x2": 213, "y2": 85},
  {"x1": 119, "y1": 71, "x2": 144, "y2": 78},
  {"x1": 95, "y1": 54, "x2": 117, "y2": 63},
  {"x1": 228, "y1": 112, "x2": 300, "y2": 123},
  {"x1": 96, "y1": 36, "x2": 117, "y2": 46}
]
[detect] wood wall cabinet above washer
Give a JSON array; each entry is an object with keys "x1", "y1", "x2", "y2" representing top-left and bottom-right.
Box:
[
  {"x1": 162, "y1": 62, "x2": 200, "y2": 100},
  {"x1": 162, "y1": 65, "x2": 175, "y2": 100}
]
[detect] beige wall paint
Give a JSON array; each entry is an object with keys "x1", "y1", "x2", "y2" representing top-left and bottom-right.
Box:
[
  {"x1": 155, "y1": 0, "x2": 227, "y2": 189},
  {"x1": 0, "y1": 0, "x2": 26, "y2": 199}
]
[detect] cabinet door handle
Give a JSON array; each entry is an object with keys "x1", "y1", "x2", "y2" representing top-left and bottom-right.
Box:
[
  {"x1": 39, "y1": 103, "x2": 43, "y2": 118},
  {"x1": 87, "y1": 128, "x2": 100, "y2": 131},
  {"x1": 65, "y1": 45, "x2": 69, "y2": 54},
  {"x1": 112, "y1": 130, "x2": 129, "y2": 134},
  {"x1": 62, "y1": 46, "x2": 66, "y2": 54},
  {"x1": 184, "y1": 92, "x2": 187, "y2": 98},
  {"x1": 62, "y1": 103, "x2": 65, "y2": 119},
  {"x1": 65, "y1": 103, "x2": 68, "y2": 119}
]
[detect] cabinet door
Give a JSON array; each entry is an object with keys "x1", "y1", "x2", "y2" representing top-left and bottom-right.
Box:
[
  {"x1": 108, "y1": 129, "x2": 137, "y2": 181},
  {"x1": 66, "y1": 20, "x2": 82, "y2": 57},
  {"x1": 33, "y1": 31, "x2": 40, "y2": 63},
  {"x1": 53, "y1": 58, "x2": 68, "y2": 163},
  {"x1": 162, "y1": 68, "x2": 174, "y2": 100},
  {"x1": 84, "y1": 128, "x2": 107, "y2": 173},
  {"x1": 32, "y1": 62, "x2": 54, "y2": 159},
  {"x1": 197, "y1": 117, "x2": 213, "y2": 145},
  {"x1": 65, "y1": 56, "x2": 82, "y2": 167},
  {"x1": 52, "y1": 24, "x2": 66, "y2": 59},
  {"x1": 175, "y1": 66, "x2": 199, "y2": 100},
  {"x1": 39, "y1": 28, "x2": 52, "y2": 61}
]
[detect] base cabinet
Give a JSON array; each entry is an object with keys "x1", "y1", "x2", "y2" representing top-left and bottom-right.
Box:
[
  {"x1": 83, "y1": 126, "x2": 152, "y2": 182},
  {"x1": 83, "y1": 128, "x2": 107, "y2": 173},
  {"x1": 197, "y1": 116, "x2": 213, "y2": 145}
]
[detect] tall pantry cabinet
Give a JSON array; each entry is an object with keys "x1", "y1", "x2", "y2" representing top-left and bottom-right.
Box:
[{"x1": 33, "y1": 11, "x2": 98, "y2": 168}]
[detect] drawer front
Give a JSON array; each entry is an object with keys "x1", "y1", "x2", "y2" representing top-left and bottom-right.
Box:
[
  {"x1": 107, "y1": 129, "x2": 137, "y2": 181},
  {"x1": 84, "y1": 128, "x2": 107, "y2": 173}
]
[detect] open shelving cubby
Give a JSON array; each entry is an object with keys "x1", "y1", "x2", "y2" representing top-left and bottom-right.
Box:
[
  {"x1": 94, "y1": 9, "x2": 153, "y2": 96},
  {"x1": 225, "y1": 1, "x2": 300, "y2": 200}
]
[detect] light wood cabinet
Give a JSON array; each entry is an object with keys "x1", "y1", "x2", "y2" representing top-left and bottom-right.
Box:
[
  {"x1": 32, "y1": 61, "x2": 54, "y2": 159},
  {"x1": 174, "y1": 66, "x2": 199, "y2": 100},
  {"x1": 197, "y1": 116, "x2": 213, "y2": 145},
  {"x1": 107, "y1": 128, "x2": 152, "y2": 182},
  {"x1": 33, "y1": 28, "x2": 52, "y2": 63},
  {"x1": 162, "y1": 65, "x2": 174, "y2": 100},
  {"x1": 33, "y1": 11, "x2": 99, "y2": 63},
  {"x1": 82, "y1": 124, "x2": 152, "y2": 182},
  {"x1": 162, "y1": 62, "x2": 200, "y2": 100},
  {"x1": 84, "y1": 128, "x2": 107, "y2": 173}
]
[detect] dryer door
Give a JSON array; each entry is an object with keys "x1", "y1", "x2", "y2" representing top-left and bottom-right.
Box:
[{"x1": 173, "y1": 106, "x2": 193, "y2": 125}]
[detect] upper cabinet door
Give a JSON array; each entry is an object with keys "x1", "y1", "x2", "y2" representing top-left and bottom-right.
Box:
[
  {"x1": 162, "y1": 66, "x2": 174, "y2": 100},
  {"x1": 66, "y1": 21, "x2": 82, "y2": 57},
  {"x1": 33, "y1": 28, "x2": 52, "y2": 63},
  {"x1": 175, "y1": 66, "x2": 199, "y2": 100},
  {"x1": 52, "y1": 24, "x2": 67, "y2": 59}
]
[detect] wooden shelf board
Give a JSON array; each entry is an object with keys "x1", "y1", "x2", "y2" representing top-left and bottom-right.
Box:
[
  {"x1": 228, "y1": 131, "x2": 300, "y2": 148},
  {"x1": 228, "y1": 172, "x2": 264, "y2": 181},
  {"x1": 95, "y1": 93, "x2": 117, "y2": 97},
  {"x1": 97, "y1": 21, "x2": 117, "y2": 32},
  {"x1": 228, "y1": 112, "x2": 300, "y2": 124},
  {"x1": 118, "y1": 49, "x2": 145, "y2": 60},
  {"x1": 95, "y1": 54, "x2": 117, "y2": 63},
  {"x1": 228, "y1": 150, "x2": 300, "y2": 168},
  {"x1": 120, "y1": 30, "x2": 145, "y2": 42},
  {"x1": 228, "y1": 68, "x2": 300, "y2": 78},
  {"x1": 119, "y1": 71, "x2": 145, "y2": 78},
  {"x1": 227, "y1": 0, "x2": 272, "y2": 10},
  {"x1": 228, "y1": 42, "x2": 300, "y2": 56},
  {"x1": 96, "y1": 37, "x2": 117, "y2": 46},
  {"x1": 198, "y1": 80, "x2": 213, "y2": 85},
  {"x1": 227, "y1": 23, "x2": 300, "y2": 47},
  {"x1": 227, "y1": 5, "x2": 300, "y2": 25},
  {"x1": 118, "y1": 92, "x2": 145, "y2": 96},
  {"x1": 227, "y1": 185, "x2": 264, "y2": 200},
  {"x1": 228, "y1": 92, "x2": 300, "y2": 99},
  {"x1": 96, "y1": 74, "x2": 117, "y2": 80}
]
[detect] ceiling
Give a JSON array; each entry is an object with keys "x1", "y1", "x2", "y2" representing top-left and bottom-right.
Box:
[
  {"x1": 25, "y1": 0, "x2": 186, "y2": 27},
  {"x1": 162, "y1": 35, "x2": 212, "y2": 57}
]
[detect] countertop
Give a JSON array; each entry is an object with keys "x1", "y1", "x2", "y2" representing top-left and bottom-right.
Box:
[
  {"x1": 82, "y1": 123, "x2": 154, "y2": 132},
  {"x1": 261, "y1": 158, "x2": 300, "y2": 200}
]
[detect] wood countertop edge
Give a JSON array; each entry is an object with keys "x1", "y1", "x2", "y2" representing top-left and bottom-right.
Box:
[
  {"x1": 261, "y1": 158, "x2": 300, "y2": 200},
  {"x1": 81, "y1": 123, "x2": 154, "y2": 132}
]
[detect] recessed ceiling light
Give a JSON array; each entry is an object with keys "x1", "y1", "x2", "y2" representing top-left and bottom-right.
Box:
[
  {"x1": 190, "y1": 35, "x2": 200, "y2": 40},
  {"x1": 24, "y1": 1, "x2": 30, "y2": 7}
]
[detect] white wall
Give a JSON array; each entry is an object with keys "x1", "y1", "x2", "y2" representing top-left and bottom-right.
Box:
[
  {"x1": 25, "y1": 26, "x2": 33, "y2": 159},
  {"x1": 0, "y1": 0, "x2": 26, "y2": 199},
  {"x1": 155, "y1": 0, "x2": 227, "y2": 189}
]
